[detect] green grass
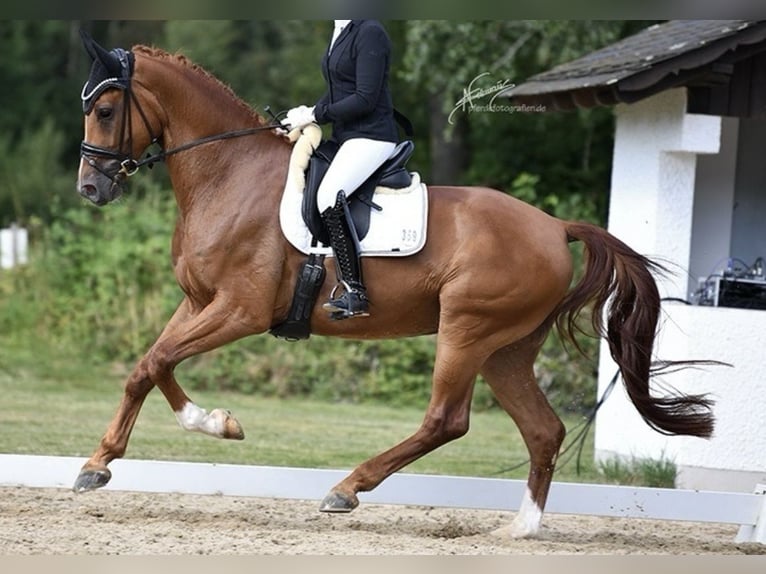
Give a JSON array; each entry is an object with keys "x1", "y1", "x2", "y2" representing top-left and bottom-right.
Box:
[
  {"x1": 0, "y1": 336, "x2": 603, "y2": 483},
  {"x1": 598, "y1": 456, "x2": 677, "y2": 488}
]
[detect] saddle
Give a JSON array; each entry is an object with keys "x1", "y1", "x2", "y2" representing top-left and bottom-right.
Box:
[
  {"x1": 302, "y1": 139, "x2": 415, "y2": 245},
  {"x1": 270, "y1": 125, "x2": 419, "y2": 343}
]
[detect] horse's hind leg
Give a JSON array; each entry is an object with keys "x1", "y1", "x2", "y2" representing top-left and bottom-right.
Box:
[
  {"x1": 479, "y1": 332, "x2": 565, "y2": 538},
  {"x1": 73, "y1": 295, "x2": 253, "y2": 492}
]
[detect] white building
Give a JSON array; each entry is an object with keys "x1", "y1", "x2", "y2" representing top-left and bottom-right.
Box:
[{"x1": 506, "y1": 20, "x2": 766, "y2": 492}]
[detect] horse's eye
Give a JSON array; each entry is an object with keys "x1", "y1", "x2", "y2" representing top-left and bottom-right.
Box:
[{"x1": 96, "y1": 106, "x2": 113, "y2": 120}]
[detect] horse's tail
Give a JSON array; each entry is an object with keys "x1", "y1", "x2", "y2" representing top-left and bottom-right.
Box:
[{"x1": 555, "y1": 221, "x2": 714, "y2": 438}]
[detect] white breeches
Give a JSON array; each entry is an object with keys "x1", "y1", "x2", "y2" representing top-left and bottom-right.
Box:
[{"x1": 317, "y1": 138, "x2": 397, "y2": 212}]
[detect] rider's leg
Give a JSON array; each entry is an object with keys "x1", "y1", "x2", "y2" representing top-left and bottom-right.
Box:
[
  {"x1": 321, "y1": 191, "x2": 368, "y2": 318},
  {"x1": 316, "y1": 138, "x2": 396, "y2": 212},
  {"x1": 317, "y1": 138, "x2": 395, "y2": 319}
]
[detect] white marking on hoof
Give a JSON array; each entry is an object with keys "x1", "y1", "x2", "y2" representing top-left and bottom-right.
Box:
[
  {"x1": 175, "y1": 402, "x2": 228, "y2": 437},
  {"x1": 507, "y1": 488, "x2": 543, "y2": 538}
]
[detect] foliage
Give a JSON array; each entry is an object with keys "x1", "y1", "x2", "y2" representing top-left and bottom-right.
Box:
[
  {"x1": 0, "y1": 21, "x2": 82, "y2": 146},
  {"x1": 402, "y1": 21, "x2": 626, "y2": 94},
  {"x1": 0, "y1": 184, "x2": 179, "y2": 361},
  {"x1": 400, "y1": 20, "x2": 653, "y2": 222},
  {"x1": 0, "y1": 119, "x2": 78, "y2": 227},
  {"x1": 178, "y1": 335, "x2": 435, "y2": 407},
  {"x1": 598, "y1": 455, "x2": 677, "y2": 488},
  {"x1": 162, "y1": 21, "x2": 331, "y2": 121}
]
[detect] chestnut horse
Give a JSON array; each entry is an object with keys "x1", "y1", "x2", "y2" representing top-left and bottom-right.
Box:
[{"x1": 74, "y1": 33, "x2": 714, "y2": 538}]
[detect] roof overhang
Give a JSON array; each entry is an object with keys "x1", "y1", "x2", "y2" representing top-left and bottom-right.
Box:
[{"x1": 501, "y1": 20, "x2": 766, "y2": 112}]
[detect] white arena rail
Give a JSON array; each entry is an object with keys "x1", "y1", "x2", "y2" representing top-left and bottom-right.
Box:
[{"x1": 0, "y1": 454, "x2": 763, "y2": 543}]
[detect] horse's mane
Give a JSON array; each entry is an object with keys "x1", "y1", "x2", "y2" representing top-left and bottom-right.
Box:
[{"x1": 132, "y1": 45, "x2": 269, "y2": 126}]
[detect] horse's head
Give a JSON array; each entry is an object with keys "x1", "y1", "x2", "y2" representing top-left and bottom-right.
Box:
[{"x1": 77, "y1": 29, "x2": 160, "y2": 206}]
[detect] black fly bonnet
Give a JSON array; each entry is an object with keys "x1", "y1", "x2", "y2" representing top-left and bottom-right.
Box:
[{"x1": 80, "y1": 29, "x2": 134, "y2": 115}]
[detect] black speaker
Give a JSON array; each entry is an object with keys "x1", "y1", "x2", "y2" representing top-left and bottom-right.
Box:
[{"x1": 716, "y1": 277, "x2": 766, "y2": 310}]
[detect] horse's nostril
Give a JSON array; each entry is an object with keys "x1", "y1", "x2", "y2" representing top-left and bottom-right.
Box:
[{"x1": 79, "y1": 184, "x2": 107, "y2": 205}]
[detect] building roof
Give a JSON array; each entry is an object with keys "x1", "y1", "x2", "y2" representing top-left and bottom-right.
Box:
[{"x1": 503, "y1": 20, "x2": 766, "y2": 111}]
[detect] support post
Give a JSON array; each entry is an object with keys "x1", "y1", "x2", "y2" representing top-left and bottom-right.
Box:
[{"x1": 736, "y1": 484, "x2": 766, "y2": 543}]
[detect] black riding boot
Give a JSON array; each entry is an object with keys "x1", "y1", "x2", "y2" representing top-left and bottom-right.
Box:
[{"x1": 320, "y1": 192, "x2": 370, "y2": 319}]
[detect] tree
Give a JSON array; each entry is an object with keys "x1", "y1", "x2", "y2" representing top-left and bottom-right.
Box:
[
  {"x1": 162, "y1": 21, "x2": 330, "y2": 121},
  {"x1": 401, "y1": 20, "x2": 656, "y2": 223}
]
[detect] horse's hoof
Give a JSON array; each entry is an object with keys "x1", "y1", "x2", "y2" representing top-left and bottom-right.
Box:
[
  {"x1": 490, "y1": 520, "x2": 541, "y2": 539},
  {"x1": 212, "y1": 408, "x2": 245, "y2": 440},
  {"x1": 223, "y1": 416, "x2": 245, "y2": 440},
  {"x1": 72, "y1": 468, "x2": 112, "y2": 493},
  {"x1": 319, "y1": 491, "x2": 359, "y2": 513}
]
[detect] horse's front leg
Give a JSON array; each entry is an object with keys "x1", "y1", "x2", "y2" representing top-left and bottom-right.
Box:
[
  {"x1": 73, "y1": 295, "x2": 257, "y2": 492},
  {"x1": 319, "y1": 339, "x2": 481, "y2": 512}
]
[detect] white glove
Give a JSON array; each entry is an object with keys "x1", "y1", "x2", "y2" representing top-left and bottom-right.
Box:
[{"x1": 281, "y1": 105, "x2": 316, "y2": 130}]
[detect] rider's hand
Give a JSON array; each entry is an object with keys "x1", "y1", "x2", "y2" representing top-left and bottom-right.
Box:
[{"x1": 281, "y1": 105, "x2": 316, "y2": 131}]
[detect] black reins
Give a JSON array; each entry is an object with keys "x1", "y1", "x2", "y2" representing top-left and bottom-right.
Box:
[{"x1": 80, "y1": 79, "x2": 283, "y2": 183}]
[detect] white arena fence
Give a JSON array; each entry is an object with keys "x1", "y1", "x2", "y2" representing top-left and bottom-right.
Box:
[{"x1": 0, "y1": 454, "x2": 763, "y2": 544}]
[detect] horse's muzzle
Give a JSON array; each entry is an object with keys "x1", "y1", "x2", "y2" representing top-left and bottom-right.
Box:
[
  {"x1": 78, "y1": 183, "x2": 110, "y2": 206},
  {"x1": 78, "y1": 176, "x2": 124, "y2": 206},
  {"x1": 78, "y1": 162, "x2": 125, "y2": 205}
]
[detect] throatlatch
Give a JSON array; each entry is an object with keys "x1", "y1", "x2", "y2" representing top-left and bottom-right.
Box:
[{"x1": 321, "y1": 191, "x2": 370, "y2": 319}]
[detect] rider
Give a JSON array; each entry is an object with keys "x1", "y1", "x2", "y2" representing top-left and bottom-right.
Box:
[{"x1": 282, "y1": 20, "x2": 399, "y2": 320}]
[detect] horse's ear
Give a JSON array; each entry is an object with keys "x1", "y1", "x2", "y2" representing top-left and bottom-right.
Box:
[
  {"x1": 80, "y1": 28, "x2": 134, "y2": 113},
  {"x1": 80, "y1": 28, "x2": 101, "y2": 62},
  {"x1": 79, "y1": 28, "x2": 123, "y2": 76}
]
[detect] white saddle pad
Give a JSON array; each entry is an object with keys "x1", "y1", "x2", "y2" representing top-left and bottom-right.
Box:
[{"x1": 279, "y1": 124, "x2": 428, "y2": 257}]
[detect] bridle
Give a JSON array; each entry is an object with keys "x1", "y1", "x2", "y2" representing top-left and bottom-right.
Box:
[
  {"x1": 80, "y1": 61, "x2": 283, "y2": 186},
  {"x1": 80, "y1": 76, "x2": 160, "y2": 182}
]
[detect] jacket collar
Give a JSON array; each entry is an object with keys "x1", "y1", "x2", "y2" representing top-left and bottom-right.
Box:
[{"x1": 331, "y1": 19, "x2": 360, "y2": 53}]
